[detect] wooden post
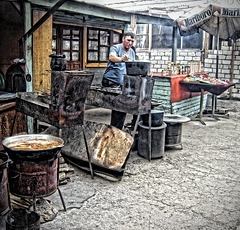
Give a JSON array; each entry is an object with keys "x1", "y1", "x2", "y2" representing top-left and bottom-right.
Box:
[{"x1": 24, "y1": 2, "x2": 34, "y2": 134}]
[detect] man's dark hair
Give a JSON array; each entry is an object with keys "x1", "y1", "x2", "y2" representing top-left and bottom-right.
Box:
[{"x1": 123, "y1": 32, "x2": 135, "y2": 38}]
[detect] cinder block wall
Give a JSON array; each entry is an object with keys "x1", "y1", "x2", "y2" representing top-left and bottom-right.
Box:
[
  {"x1": 137, "y1": 40, "x2": 240, "y2": 99},
  {"x1": 137, "y1": 49, "x2": 201, "y2": 73},
  {"x1": 204, "y1": 40, "x2": 240, "y2": 99}
]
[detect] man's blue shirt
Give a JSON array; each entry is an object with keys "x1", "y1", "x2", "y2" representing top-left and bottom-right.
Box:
[{"x1": 103, "y1": 44, "x2": 135, "y2": 85}]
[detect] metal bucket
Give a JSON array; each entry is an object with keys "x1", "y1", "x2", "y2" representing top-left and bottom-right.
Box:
[
  {"x1": 49, "y1": 54, "x2": 67, "y2": 71},
  {"x1": 0, "y1": 152, "x2": 11, "y2": 215},
  {"x1": 165, "y1": 123, "x2": 182, "y2": 146},
  {"x1": 138, "y1": 121, "x2": 167, "y2": 159},
  {"x1": 163, "y1": 114, "x2": 190, "y2": 148},
  {"x1": 5, "y1": 209, "x2": 40, "y2": 230}
]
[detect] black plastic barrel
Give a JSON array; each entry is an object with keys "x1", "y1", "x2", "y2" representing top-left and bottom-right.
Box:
[
  {"x1": 141, "y1": 110, "x2": 164, "y2": 127},
  {"x1": 5, "y1": 209, "x2": 40, "y2": 230},
  {"x1": 138, "y1": 121, "x2": 167, "y2": 159}
]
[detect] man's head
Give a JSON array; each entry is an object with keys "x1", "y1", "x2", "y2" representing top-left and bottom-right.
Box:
[{"x1": 122, "y1": 32, "x2": 135, "y2": 51}]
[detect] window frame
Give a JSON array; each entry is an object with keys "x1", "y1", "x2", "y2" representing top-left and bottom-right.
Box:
[
  {"x1": 52, "y1": 23, "x2": 122, "y2": 69},
  {"x1": 135, "y1": 24, "x2": 150, "y2": 49},
  {"x1": 135, "y1": 24, "x2": 203, "y2": 50},
  {"x1": 87, "y1": 28, "x2": 121, "y2": 64},
  {"x1": 52, "y1": 24, "x2": 84, "y2": 70}
]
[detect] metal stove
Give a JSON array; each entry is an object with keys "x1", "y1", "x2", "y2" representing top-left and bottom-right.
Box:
[
  {"x1": 13, "y1": 71, "x2": 155, "y2": 179},
  {"x1": 8, "y1": 70, "x2": 94, "y2": 213},
  {"x1": 163, "y1": 114, "x2": 190, "y2": 149},
  {"x1": 86, "y1": 74, "x2": 154, "y2": 115}
]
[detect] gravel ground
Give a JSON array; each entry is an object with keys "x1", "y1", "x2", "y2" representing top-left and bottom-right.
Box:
[{"x1": 1, "y1": 98, "x2": 240, "y2": 230}]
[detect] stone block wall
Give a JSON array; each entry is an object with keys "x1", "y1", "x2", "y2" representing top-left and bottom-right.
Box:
[
  {"x1": 204, "y1": 40, "x2": 240, "y2": 99},
  {"x1": 137, "y1": 49, "x2": 201, "y2": 73}
]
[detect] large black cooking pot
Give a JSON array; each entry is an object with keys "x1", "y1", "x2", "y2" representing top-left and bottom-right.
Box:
[
  {"x1": 49, "y1": 54, "x2": 67, "y2": 71},
  {"x1": 125, "y1": 61, "x2": 150, "y2": 76},
  {"x1": 2, "y1": 134, "x2": 64, "y2": 161},
  {"x1": 5, "y1": 64, "x2": 26, "y2": 92}
]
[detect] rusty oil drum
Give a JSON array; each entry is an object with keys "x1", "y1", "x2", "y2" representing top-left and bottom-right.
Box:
[
  {"x1": 0, "y1": 152, "x2": 11, "y2": 215},
  {"x1": 2, "y1": 134, "x2": 64, "y2": 198},
  {"x1": 8, "y1": 156, "x2": 59, "y2": 198}
]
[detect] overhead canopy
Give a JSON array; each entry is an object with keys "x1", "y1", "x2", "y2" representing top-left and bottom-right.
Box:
[{"x1": 168, "y1": 1, "x2": 240, "y2": 41}]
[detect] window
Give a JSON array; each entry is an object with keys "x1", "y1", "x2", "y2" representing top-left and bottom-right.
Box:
[
  {"x1": 151, "y1": 24, "x2": 202, "y2": 49},
  {"x1": 134, "y1": 24, "x2": 202, "y2": 49},
  {"x1": 52, "y1": 25, "x2": 83, "y2": 70},
  {"x1": 135, "y1": 24, "x2": 149, "y2": 48},
  {"x1": 152, "y1": 24, "x2": 176, "y2": 48},
  {"x1": 87, "y1": 28, "x2": 121, "y2": 63},
  {"x1": 53, "y1": 24, "x2": 122, "y2": 68},
  {"x1": 181, "y1": 31, "x2": 203, "y2": 49}
]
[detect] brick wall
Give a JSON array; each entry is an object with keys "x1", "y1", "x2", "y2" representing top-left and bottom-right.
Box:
[
  {"x1": 136, "y1": 40, "x2": 240, "y2": 99},
  {"x1": 137, "y1": 49, "x2": 201, "y2": 73},
  {"x1": 204, "y1": 40, "x2": 240, "y2": 99}
]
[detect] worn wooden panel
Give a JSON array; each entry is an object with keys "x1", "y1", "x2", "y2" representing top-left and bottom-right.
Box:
[
  {"x1": 0, "y1": 99, "x2": 27, "y2": 150},
  {"x1": 172, "y1": 94, "x2": 207, "y2": 116},
  {"x1": 152, "y1": 76, "x2": 171, "y2": 112},
  {"x1": 33, "y1": 10, "x2": 52, "y2": 93}
]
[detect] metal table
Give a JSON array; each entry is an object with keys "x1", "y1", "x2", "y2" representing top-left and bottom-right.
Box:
[{"x1": 180, "y1": 81, "x2": 235, "y2": 125}]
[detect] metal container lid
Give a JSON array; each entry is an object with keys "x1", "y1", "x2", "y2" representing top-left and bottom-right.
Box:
[{"x1": 163, "y1": 114, "x2": 190, "y2": 124}]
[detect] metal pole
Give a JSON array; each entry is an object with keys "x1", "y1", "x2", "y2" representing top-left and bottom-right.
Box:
[
  {"x1": 148, "y1": 110, "x2": 152, "y2": 161},
  {"x1": 229, "y1": 40, "x2": 236, "y2": 100},
  {"x1": 214, "y1": 17, "x2": 220, "y2": 112},
  {"x1": 82, "y1": 126, "x2": 94, "y2": 179},
  {"x1": 172, "y1": 22, "x2": 178, "y2": 64}
]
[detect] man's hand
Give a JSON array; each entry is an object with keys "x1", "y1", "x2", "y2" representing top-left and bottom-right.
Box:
[
  {"x1": 109, "y1": 54, "x2": 128, "y2": 63},
  {"x1": 121, "y1": 54, "x2": 128, "y2": 62}
]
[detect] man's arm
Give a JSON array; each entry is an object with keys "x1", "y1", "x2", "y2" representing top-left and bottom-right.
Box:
[{"x1": 109, "y1": 54, "x2": 128, "y2": 63}]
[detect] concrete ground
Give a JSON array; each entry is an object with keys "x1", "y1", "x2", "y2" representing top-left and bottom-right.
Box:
[{"x1": 1, "y1": 98, "x2": 240, "y2": 230}]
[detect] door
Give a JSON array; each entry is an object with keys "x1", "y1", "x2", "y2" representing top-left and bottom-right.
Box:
[{"x1": 52, "y1": 24, "x2": 83, "y2": 70}]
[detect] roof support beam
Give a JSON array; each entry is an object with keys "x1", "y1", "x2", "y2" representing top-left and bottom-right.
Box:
[
  {"x1": 19, "y1": 0, "x2": 67, "y2": 44},
  {"x1": 27, "y1": 0, "x2": 173, "y2": 26}
]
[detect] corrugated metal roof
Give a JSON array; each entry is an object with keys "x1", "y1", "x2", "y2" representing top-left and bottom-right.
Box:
[
  {"x1": 82, "y1": 0, "x2": 206, "y2": 15},
  {"x1": 82, "y1": 0, "x2": 237, "y2": 16}
]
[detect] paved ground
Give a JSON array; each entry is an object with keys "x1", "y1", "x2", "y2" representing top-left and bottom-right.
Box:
[{"x1": 1, "y1": 98, "x2": 240, "y2": 230}]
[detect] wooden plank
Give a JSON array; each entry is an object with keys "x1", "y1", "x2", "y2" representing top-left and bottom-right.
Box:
[
  {"x1": 19, "y1": 0, "x2": 67, "y2": 43},
  {"x1": 83, "y1": 27, "x2": 88, "y2": 69},
  {"x1": 24, "y1": 2, "x2": 33, "y2": 93},
  {"x1": 171, "y1": 94, "x2": 207, "y2": 116},
  {"x1": 33, "y1": 10, "x2": 52, "y2": 93},
  {"x1": 52, "y1": 12, "x2": 126, "y2": 30},
  {"x1": 152, "y1": 89, "x2": 171, "y2": 96}
]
